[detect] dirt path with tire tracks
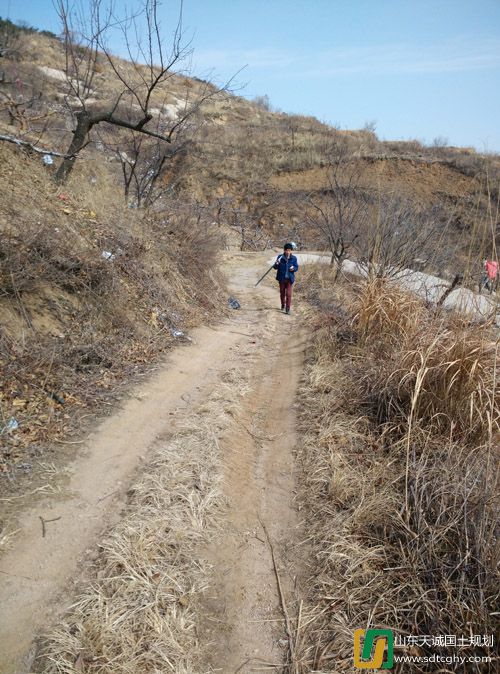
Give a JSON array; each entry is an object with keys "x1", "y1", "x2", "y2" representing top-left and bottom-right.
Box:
[{"x1": 0, "y1": 251, "x2": 307, "y2": 674}]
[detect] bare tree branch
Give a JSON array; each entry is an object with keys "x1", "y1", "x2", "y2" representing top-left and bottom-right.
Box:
[{"x1": 0, "y1": 133, "x2": 73, "y2": 157}]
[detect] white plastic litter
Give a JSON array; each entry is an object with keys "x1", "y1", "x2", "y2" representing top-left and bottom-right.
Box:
[
  {"x1": 101, "y1": 251, "x2": 115, "y2": 261},
  {"x1": 170, "y1": 328, "x2": 191, "y2": 341},
  {"x1": 42, "y1": 154, "x2": 54, "y2": 166},
  {"x1": 3, "y1": 417, "x2": 19, "y2": 433}
]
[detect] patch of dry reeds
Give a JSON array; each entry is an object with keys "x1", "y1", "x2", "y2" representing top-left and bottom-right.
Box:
[
  {"x1": 354, "y1": 278, "x2": 426, "y2": 347},
  {"x1": 294, "y1": 273, "x2": 499, "y2": 673},
  {"x1": 352, "y1": 281, "x2": 499, "y2": 443}
]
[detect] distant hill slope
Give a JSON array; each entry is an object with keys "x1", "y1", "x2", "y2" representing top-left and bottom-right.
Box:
[{"x1": 1, "y1": 22, "x2": 498, "y2": 269}]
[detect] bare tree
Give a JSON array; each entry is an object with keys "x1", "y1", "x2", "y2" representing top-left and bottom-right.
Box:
[
  {"x1": 53, "y1": 0, "x2": 226, "y2": 183},
  {"x1": 303, "y1": 138, "x2": 446, "y2": 280},
  {"x1": 101, "y1": 121, "x2": 193, "y2": 207},
  {"x1": 118, "y1": 135, "x2": 187, "y2": 207},
  {"x1": 303, "y1": 139, "x2": 369, "y2": 278},
  {"x1": 0, "y1": 44, "x2": 54, "y2": 139},
  {"x1": 357, "y1": 197, "x2": 442, "y2": 279},
  {"x1": 209, "y1": 196, "x2": 271, "y2": 250}
]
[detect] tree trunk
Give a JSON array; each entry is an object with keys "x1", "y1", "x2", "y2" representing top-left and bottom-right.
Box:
[
  {"x1": 436, "y1": 273, "x2": 463, "y2": 307},
  {"x1": 54, "y1": 111, "x2": 93, "y2": 184},
  {"x1": 334, "y1": 256, "x2": 344, "y2": 281}
]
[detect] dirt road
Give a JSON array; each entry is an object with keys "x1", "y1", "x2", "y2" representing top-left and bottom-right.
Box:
[{"x1": 0, "y1": 252, "x2": 307, "y2": 674}]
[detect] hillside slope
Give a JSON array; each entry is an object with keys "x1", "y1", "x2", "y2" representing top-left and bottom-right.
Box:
[{"x1": 1, "y1": 24, "x2": 498, "y2": 265}]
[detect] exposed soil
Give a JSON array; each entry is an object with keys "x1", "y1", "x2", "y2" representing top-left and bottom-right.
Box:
[
  {"x1": 0, "y1": 252, "x2": 308, "y2": 674},
  {"x1": 270, "y1": 157, "x2": 478, "y2": 203},
  {"x1": 198, "y1": 259, "x2": 307, "y2": 672}
]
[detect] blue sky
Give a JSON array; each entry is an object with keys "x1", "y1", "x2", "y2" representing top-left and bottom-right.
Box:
[{"x1": 3, "y1": 0, "x2": 500, "y2": 151}]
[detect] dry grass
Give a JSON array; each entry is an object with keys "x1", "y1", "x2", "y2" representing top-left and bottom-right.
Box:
[
  {"x1": 393, "y1": 323, "x2": 498, "y2": 441},
  {"x1": 294, "y1": 271, "x2": 499, "y2": 673},
  {"x1": 0, "y1": 525, "x2": 20, "y2": 554},
  {"x1": 35, "y1": 365, "x2": 247, "y2": 674},
  {"x1": 354, "y1": 278, "x2": 427, "y2": 347},
  {"x1": 0, "y1": 143, "x2": 226, "y2": 513},
  {"x1": 351, "y1": 280, "x2": 499, "y2": 443}
]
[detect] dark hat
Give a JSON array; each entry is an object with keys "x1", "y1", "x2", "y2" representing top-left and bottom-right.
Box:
[{"x1": 283, "y1": 242, "x2": 293, "y2": 250}]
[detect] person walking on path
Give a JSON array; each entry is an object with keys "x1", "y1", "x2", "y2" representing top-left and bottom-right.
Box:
[{"x1": 274, "y1": 243, "x2": 299, "y2": 314}]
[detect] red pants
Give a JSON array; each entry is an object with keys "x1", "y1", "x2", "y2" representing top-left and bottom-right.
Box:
[{"x1": 279, "y1": 280, "x2": 293, "y2": 309}]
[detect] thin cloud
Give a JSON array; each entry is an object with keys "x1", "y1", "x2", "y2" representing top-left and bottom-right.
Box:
[
  {"x1": 193, "y1": 38, "x2": 500, "y2": 78},
  {"x1": 297, "y1": 38, "x2": 500, "y2": 77},
  {"x1": 306, "y1": 40, "x2": 500, "y2": 77},
  {"x1": 192, "y1": 47, "x2": 298, "y2": 72}
]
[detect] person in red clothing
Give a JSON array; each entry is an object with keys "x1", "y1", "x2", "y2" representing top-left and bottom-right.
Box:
[{"x1": 480, "y1": 259, "x2": 498, "y2": 294}]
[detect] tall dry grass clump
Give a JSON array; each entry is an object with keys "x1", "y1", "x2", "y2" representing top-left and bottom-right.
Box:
[
  {"x1": 394, "y1": 323, "x2": 498, "y2": 441},
  {"x1": 295, "y1": 274, "x2": 499, "y2": 672},
  {"x1": 354, "y1": 278, "x2": 427, "y2": 347},
  {"x1": 353, "y1": 280, "x2": 499, "y2": 442}
]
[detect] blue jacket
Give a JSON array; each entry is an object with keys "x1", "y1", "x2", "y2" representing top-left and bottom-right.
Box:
[{"x1": 274, "y1": 253, "x2": 299, "y2": 283}]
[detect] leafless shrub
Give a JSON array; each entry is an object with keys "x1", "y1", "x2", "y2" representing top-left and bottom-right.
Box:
[
  {"x1": 356, "y1": 197, "x2": 444, "y2": 279},
  {"x1": 384, "y1": 138, "x2": 426, "y2": 156},
  {"x1": 0, "y1": 222, "x2": 111, "y2": 299},
  {"x1": 0, "y1": 17, "x2": 25, "y2": 59},
  {"x1": 152, "y1": 201, "x2": 226, "y2": 312},
  {"x1": 253, "y1": 94, "x2": 271, "y2": 111}
]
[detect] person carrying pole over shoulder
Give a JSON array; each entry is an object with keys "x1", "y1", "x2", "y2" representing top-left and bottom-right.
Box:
[{"x1": 274, "y1": 243, "x2": 299, "y2": 314}]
